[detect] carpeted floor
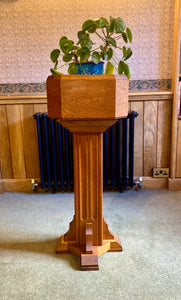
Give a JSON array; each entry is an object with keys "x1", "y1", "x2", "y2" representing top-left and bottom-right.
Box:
[{"x1": 0, "y1": 189, "x2": 181, "y2": 300}]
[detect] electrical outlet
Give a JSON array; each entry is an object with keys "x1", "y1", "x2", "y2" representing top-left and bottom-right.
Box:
[{"x1": 153, "y1": 168, "x2": 169, "y2": 178}]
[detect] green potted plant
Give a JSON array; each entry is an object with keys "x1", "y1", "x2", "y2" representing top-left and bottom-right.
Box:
[{"x1": 50, "y1": 16, "x2": 132, "y2": 79}]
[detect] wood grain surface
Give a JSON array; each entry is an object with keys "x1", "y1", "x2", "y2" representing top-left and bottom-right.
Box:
[
  {"x1": 0, "y1": 105, "x2": 13, "y2": 178},
  {"x1": 157, "y1": 101, "x2": 172, "y2": 168},
  {"x1": 33, "y1": 103, "x2": 47, "y2": 114},
  {"x1": 143, "y1": 101, "x2": 157, "y2": 176},
  {"x1": 20, "y1": 104, "x2": 40, "y2": 178},
  {"x1": 6, "y1": 105, "x2": 26, "y2": 179},
  {"x1": 168, "y1": 178, "x2": 181, "y2": 190},
  {"x1": 58, "y1": 119, "x2": 118, "y2": 133},
  {"x1": 131, "y1": 101, "x2": 143, "y2": 176},
  {"x1": 47, "y1": 75, "x2": 128, "y2": 119}
]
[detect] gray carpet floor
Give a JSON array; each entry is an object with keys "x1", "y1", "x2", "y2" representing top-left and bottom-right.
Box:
[{"x1": 0, "y1": 189, "x2": 181, "y2": 300}]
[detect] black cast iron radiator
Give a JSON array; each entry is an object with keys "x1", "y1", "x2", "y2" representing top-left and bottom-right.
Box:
[{"x1": 33, "y1": 111, "x2": 138, "y2": 192}]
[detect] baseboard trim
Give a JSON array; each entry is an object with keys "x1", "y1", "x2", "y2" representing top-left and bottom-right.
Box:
[
  {"x1": 0, "y1": 176, "x2": 171, "y2": 192},
  {"x1": 3, "y1": 178, "x2": 40, "y2": 193},
  {"x1": 1, "y1": 177, "x2": 181, "y2": 192},
  {"x1": 141, "y1": 177, "x2": 168, "y2": 189},
  {"x1": 168, "y1": 178, "x2": 181, "y2": 191}
]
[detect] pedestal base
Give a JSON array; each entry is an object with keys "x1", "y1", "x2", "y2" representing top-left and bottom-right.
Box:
[{"x1": 56, "y1": 218, "x2": 122, "y2": 270}]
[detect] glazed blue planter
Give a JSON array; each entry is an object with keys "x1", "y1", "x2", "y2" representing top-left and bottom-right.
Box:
[{"x1": 75, "y1": 61, "x2": 104, "y2": 75}]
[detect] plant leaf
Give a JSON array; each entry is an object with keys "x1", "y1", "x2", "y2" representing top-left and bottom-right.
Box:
[
  {"x1": 109, "y1": 16, "x2": 115, "y2": 33},
  {"x1": 78, "y1": 31, "x2": 89, "y2": 40},
  {"x1": 115, "y1": 17, "x2": 125, "y2": 33},
  {"x1": 93, "y1": 18, "x2": 100, "y2": 27},
  {"x1": 123, "y1": 46, "x2": 126, "y2": 56},
  {"x1": 100, "y1": 45, "x2": 105, "y2": 52},
  {"x1": 106, "y1": 37, "x2": 117, "y2": 47},
  {"x1": 122, "y1": 32, "x2": 128, "y2": 43},
  {"x1": 96, "y1": 17, "x2": 109, "y2": 28},
  {"x1": 106, "y1": 48, "x2": 113, "y2": 60},
  {"x1": 100, "y1": 45, "x2": 106, "y2": 60},
  {"x1": 92, "y1": 51, "x2": 100, "y2": 64},
  {"x1": 63, "y1": 53, "x2": 73, "y2": 62},
  {"x1": 60, "y1": 39, "x2": 74, "y2": 54},
  {"x1": 118, "y1": 61, "x2": 126, "y2": 75},
  {"x1": 118, "y1": 61, "x2": 131, "y2": 79},
  {"x1": 50, "y1": 49, "x2": 60, "y2": 63},
  {"x1": 122, "y1": 47, "x2": 132, "y2": 61},
  {"x1": 126, "y1": 27, "x2": 132, "y2": 42},
  {"x1": 68, "y1": 63, "x2": 78, "y2": 74},
  {"x1": 78, "y1": 31, "x2": 93, "y2": 49},
  {"x1": 124, "y1": 63, "x2": 132, "y2": 79},
  {"x1": 50, "y1": 68, "x2": 63, "y2": 75},
  {"x1": 82, "y1": 19, "x2": 97, "y2": 33},
  {"x1": 59, "y1": 36, "x2": 68, "y2": 47},
  {"x1": 105, "y1": 62, "x2": 114, "y2": 74},
  {"x1": 80, "y1": 38, "x2": 93, "y2": 49},
  {"x1": 77, "y1": 46, "x2": 90, "y2": 62}
]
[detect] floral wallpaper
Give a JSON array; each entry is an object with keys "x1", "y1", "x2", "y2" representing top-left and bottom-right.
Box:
[{"x1": 0, "y1": 0, "x2": 175, "y2": 84}]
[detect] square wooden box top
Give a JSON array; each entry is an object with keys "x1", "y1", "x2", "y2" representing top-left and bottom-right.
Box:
[{"x1": 47, "y1": 75, "x2": 128, "y2": 120}]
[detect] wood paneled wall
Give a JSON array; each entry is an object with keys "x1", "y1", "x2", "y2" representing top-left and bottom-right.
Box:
[
  {"x1": 0, "y1": 97, "x2": 47, "y2": 180},
  {"x1": 130, "y1": 93, "x2": 172, "y2": 177},
  {"x1": 0, "y1": 92, "x2": 175, "y2": 191}
]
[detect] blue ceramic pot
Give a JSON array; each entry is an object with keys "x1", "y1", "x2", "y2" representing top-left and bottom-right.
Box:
[{"x1": 75, "y1": 61, "x2": 104, "y2": 75}]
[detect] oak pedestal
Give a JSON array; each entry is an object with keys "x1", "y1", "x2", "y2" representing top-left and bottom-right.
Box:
[{"x1": 47, "y1": 75, "x2": 129, "y2": 270}]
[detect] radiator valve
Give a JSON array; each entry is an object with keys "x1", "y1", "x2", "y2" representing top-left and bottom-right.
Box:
[
  {"x1": 31, "y1": 179, "x2": 38, "y2": 192},
  {"x1": 135, "y1": 177, "x2": 142, "y2": 190}
]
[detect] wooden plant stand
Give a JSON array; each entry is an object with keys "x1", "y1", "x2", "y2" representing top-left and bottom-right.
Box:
[{"x1": 47, "y1": 75, "x2": 129, "y2": 270}]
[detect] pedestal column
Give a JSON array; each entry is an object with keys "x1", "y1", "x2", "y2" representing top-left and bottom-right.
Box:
[
  {"x1": 56, "y1": 121, "x2": 122, "y2": 270},
  {"x1": 73, "y1": 133, "x2": 103, "y2": 248}
]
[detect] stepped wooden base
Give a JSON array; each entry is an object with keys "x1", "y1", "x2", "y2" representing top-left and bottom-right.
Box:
[{"x1": 56, "y1": 218, "x2": 122, "y2": 270}]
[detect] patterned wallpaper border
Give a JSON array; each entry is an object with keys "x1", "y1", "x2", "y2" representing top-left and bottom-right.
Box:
[{"x1": 0, "y1": 79, "x2": 172, "y2": 96}]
